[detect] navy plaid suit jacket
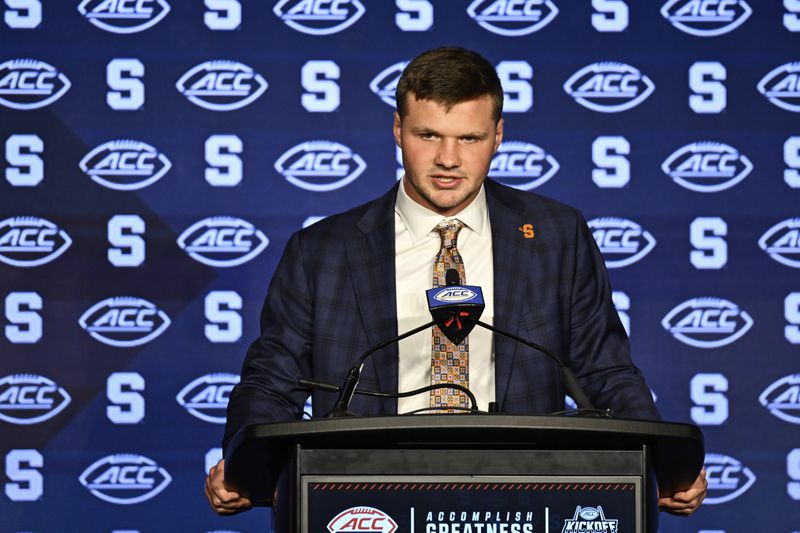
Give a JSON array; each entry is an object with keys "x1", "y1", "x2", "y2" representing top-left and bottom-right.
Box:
[{"x1": 223, "y1": 179, "x2": 659, "y2": 451}]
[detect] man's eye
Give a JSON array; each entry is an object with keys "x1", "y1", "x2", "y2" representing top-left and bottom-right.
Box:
[
  {"x1": 461, "y1": 137, "x2": 478, "y2": 143},
  {"x1": 420, "y1": 132, "x2": 437, "y2": 140}
]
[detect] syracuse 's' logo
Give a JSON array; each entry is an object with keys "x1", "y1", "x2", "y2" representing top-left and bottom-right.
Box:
[
  {"x1": 78, "y1": 0, "x2": 171, "y2": 33},
  {"x1": 176, "y1": 373, "x2": 239, "y2": 424},
  {"x1": 275, "y1": 141, "x2": 366, "y2": 192},
  {"x1": 0, "y1": 59, "x2": 71, "y2": 110},
  {"x1": 369, "y1": 61, "x2": 409, "y2": 108},
  {"x1": 273, "y1": 0, "x2": 365, "y2": 35},
  {"x1": 759, "y1": 374, "x2": 800, "y2": 425},
  {"x1": 0, "y1": 216, "x2": 72, "y2": 267},
  {"x1": 79, "y1": 454, "x2": 172, "y2": 505},
  {"x1": 661, "y1": 297, "x2": 753, "y2": 348},
  {"x1": 489, "y1": 141, "x2": 559, "y2": 190},
  {"x1": 0, "y1": 374, "x2": 71, "y2": 425},
  {"x1": 79, "y1": 140, "x2": 172, "y2": 191},
  {"x1": 177, "y1": 217, "x2": 269, "y2": 267},
  {"x1": 78, "y1": 297, "x2": 171, "y2": 347},
  {"x1": 661, "y1": 142, "x2": 752, "y2": 192},
  {"x1": 327, "y1": 506, "x2": 398, "y2": 533},
  {"x1": 703, "y1": 453, "x2": 756, "y2": 504},
  {"x1": 758, "y1": 62, "x2": 800, "y2": 112},
  {"x1": 466, "y1": 0, "x2": 559, "y2": 36},
  {"x1": 176, "y1": 61, "x2": 268, "y2": 111},
  {"x1": 660, "y1": 0, "x2": 752, "y2": 37},
  {"x1": 588, "y1": 217, "x2": 656, "y2": 268},
  {"x1": 564, "y1": 62, "x2": 655, "y2": 113},
  {"x1": 758, "y1": 218, "x2": 800, "y2": 268}
]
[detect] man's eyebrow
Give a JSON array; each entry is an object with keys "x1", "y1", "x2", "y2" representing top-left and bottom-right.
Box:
[{"x1": 409, "y1": 126, "x2": 489, "y2": 139}]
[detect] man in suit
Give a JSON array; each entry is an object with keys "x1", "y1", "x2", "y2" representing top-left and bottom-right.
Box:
[{"x1": 205, "y1": 47, "x2": 706, "y2": 517}]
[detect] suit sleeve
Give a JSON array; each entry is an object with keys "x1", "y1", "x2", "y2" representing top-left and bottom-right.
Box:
[{"x1": 567, "y1": 213, "x2": 660, "y2": 421}]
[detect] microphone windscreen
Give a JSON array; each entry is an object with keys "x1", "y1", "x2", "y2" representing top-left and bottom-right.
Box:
[{"x1": 445, "y1": 269, "x2": 461, "y2": 286}]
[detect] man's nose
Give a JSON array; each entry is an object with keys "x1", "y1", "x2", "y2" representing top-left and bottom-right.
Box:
[{"x1": 435, "y1": 139, "x2": 460, "y2": 168}]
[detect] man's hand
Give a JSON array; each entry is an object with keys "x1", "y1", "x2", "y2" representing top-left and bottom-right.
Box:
[
  {"x1": 204, "y1": 459, "x2": 253, "y2": 515},
  {"x1": 658, "y1": 468, "x2": 707, "y2": 516}
]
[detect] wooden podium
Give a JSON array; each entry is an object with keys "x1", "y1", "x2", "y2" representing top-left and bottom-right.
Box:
[{"x1": 225, "y1": 415, "x2": 704, "y2": 533}]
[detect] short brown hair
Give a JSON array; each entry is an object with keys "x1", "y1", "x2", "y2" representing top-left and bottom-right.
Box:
[{"x1": 395, "y1": 47, "x2": 504, "y2": 123}]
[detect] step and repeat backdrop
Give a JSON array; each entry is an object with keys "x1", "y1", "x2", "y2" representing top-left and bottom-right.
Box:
[{"x1": 1, "y1": 1, "x2": 799, "y2": 532}]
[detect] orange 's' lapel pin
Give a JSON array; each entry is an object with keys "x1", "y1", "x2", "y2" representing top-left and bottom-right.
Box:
[{"x1": 518, "y1": 224, "x2": 535, "y2": 239}]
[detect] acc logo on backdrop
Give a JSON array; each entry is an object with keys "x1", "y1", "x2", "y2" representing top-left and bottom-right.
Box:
[
  {"x1": 661, "y1": 142, "x2": 752, "y2": 192},
  {"x1": 176, "y1": 61, "x2": 268, "y2": 111},
  {"x1": 488, "y1": 141, "x2": 559, "y2": 190},
  {"x1": 564, "y1": 62, "x2": 655, "y2": 113},
  {"x1": 758, "y1": 62, "x2": 800, "y2": 112},
  {"x1": 370, "y1": 61, "x2": 408, "y2": 108},
  {"x1": 703, "y1": 453, "x2": 756, "y2": 504},
  {"x1": 466, "y1": 0, "x2": 559, "y2": 36},
  {"x1": 660, "y1": 0, "x2": 752, "y2": 37},
  {"x1": 759, "y1": 374, "x2": 800, "y2": 424},
  {"x1": 79, "y1": 454, "x2": 171, "y2": 505},
  {"x1": 661, "y1": 297, "x2": 753, "y2": 348},
  {"x1": 273, "y1": 0, "x2": 365, "y2": 35},
  {"x1": 588, "y1": 218, "x2": 656, "y2": 268},
  {"x1": 78, "y1": 297, "x2": 171, "y2": 347},
  {"x1": 327, "y1": 506, "x2": 398, "y2": 533},
  {"x1": 0, "y1": 216, "x2": 72, "y2": 267},
  {"x1": 758, "y1": 218, "x2": 800, "y2": 268},
  {"x1": 275, "y1": 141, "x2": 366, "y2": 192},
  {"x1": 79, "y1": 140, "x2": 172, "y2": 191},
  {"x1": 176, "y1": 373, "x2": 240, "y2": 424},
  {"x1": 77, "y1": 0, "x2": 170, "y2": 33},
  {"x1": 0, "y1": 59, "x2": 70, "y2": 110},
  {"x1": 177, "y1": 217, "x2": 269, "y2": 267},
  {"x1": 0, "y1": 374, "x2": 71, "y2": 425}
]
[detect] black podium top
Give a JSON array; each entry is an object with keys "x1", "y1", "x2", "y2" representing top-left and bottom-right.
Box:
[{"x1": 225, "y1": 414, "x2": 704, "y2": 504}]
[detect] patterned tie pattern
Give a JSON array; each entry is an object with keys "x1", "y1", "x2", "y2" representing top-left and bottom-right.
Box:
[{"x1": 431, "y1": 219, "x2": 469, "y2": 410}]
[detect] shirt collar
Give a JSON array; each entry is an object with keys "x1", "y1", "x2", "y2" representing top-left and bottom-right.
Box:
[{"x1": 395, "y1": 176, "x2": 489, "y2": 244}]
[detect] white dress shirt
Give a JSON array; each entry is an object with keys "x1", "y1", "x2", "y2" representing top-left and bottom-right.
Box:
[{"x1": 394, "y1": 178, "x2": 495, "y2": 413}]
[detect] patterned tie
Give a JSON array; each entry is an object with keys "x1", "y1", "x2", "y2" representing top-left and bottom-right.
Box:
[{"x1": 431, "y1": 219, "x2": 469, "y2": 410}]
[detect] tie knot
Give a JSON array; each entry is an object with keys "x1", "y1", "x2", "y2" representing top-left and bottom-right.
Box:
[{"x1": 435, "y1": 219, "x2": 465, "y2": 250}]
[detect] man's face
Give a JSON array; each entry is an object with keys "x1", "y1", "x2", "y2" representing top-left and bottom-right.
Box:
[{"x1": 394, "y1": 94, "x2": 503, "y2": 216}]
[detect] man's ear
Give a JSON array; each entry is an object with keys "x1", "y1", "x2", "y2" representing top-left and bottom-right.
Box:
[
  {"x1": 393, "y1": 112, "x2": 402, "y2": 147},
  {"x1": 494, "y1": 118, "x2": 504, "y2": 152}
]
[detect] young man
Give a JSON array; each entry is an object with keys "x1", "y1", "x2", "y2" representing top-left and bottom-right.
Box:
[{"x1": 205, "y1": 47, "x2": 706, "y2": 517}]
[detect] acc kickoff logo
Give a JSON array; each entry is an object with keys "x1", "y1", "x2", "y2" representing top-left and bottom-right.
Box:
[
  {"x1": 467, "y1": 0, "x2": 559, "y2": 36},
  {"x1": 759, "y1": 374, "x2": 800, "y2": 425},
  {"x1": 588, "y1": 217, "x2": 656, "y2": 268},
  {"x1": 0, "y1": 374, "x2": 71, "y2": 425},
  {"x1": 370, "y1": 61, "x2": 408, "y2": 108},
  {"x1": 78, "y1": 0, "x2": 170, "y2": 33},
  {"x1": 327, "y1": 506, "x2": 398, "y2": 533},
  {"x1": 79, "y1": 454, "x2": 171, "y2": 505},
  {"x1": 564, "y1": 62, "x2": 654, "y2": 113},
  {"x1": 176, "y1": 61, "x2": 268, "y2": 111},
  {"x1": 662, "y1": 297, "x2": 753, "y2": 348},
  {"x1": 704, "y1": 453, "x2": 756, "y2": 504},
  {"x1": 0, "y1": 216, "x2": 72, "y2": 267},
  {"x1": 661, "y1": 142, "x2": 752, "y2": 193},
  {"x1": 660, "y1": 0, "x2": 751, "y2": 37},
  {"x1": 273, "y1": 0, "x2": 365, "y2": 35},
  {"x1": 758, "y1": 62, "x2": 800, "y2": 112},
  {"x1": 489, "y1": 141, "x2": 559, "y2": 190},
  {"x1": 0, "y1": 59, "x2": 70, "y2": 110},
  {"x1": 78, "y1": 297, "x2": 171, "y2": 347},
  {"x1": 79, "y1": 140, "x2": 172, "y2": 191},
  {"x1": 177, "y1": 217, "x2": 269, "y2": 267},
  {"x1": 561, "y1": 506, "x2": 618, "y2": 533},
  {"x1": 759, "y1": 218, "x2": 800, "y2": 268},
  {"x1": 275, "y1": 141, "x2": 366, "y2": 192},
  {"x1": 176, "y1": 373, "x2": 239, "y2": 424}
]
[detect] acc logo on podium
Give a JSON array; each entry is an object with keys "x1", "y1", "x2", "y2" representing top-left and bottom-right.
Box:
[
  {"x1": 660, "y1": 0, "x2": 752, "y2": 37},
  {"x1": 588, "y1": 217, "x2": 656, "y2": 268},
  {"x1": 0, "y1": 374, "x2": 71, "y2": 425},
  {"x1": 273, "y1": 0, "x2": 365, "y2": 35},
  {"x1": 0, "y1": 216, "x2": 72, "y2": 267},
  {"x1": 759, "y1": 218, "x2": 800, "y2": 268},
  {"x1": 275, "y1": 141, "x2": 367, "y2": 192},
  {"x1": 176, "y1": 373, "x2": 240, "y2": 424},
  {"x1": 80, "y1": 140, "x2": 172, "y2": 191},
  {"x1": 661, "y1": 142, "x2": 752, "y2": 193},
  {"x1": 661, "y1": 297, "x2": 753, "y2": 348},
  {"x1": 79, "y1": 454, "x2": 172, "y2": 505},
  {"x1": 370, "y1": 61, "x2": 409, "y2": 108},
  {"x1": 759, "y1": 374, "x2": 800, "y2": 425},
  {"x1": 466, "y1": 0, "x2": 559, "y2": 36},
  {"x1": 78, "y1": 297, "x2": 171, "y2": 347},
  {"x1": 564, "y1": 62, "x2": 655, "y2": 113},
  {"x1": 0, "y1": 59, "x2": 70, "y2": 110},
  {"x1": 703, "y1": 453, "x2": 756, "y2": 504},
  {"x1": 176, "y1": 61, "x2": 268, "y2": 111},
  {"x1": 178, "y1": 217, "x2": 269, "y2": 267},
  {"x1": 78, "y1": 0, "x2": 171, "y2": 33},
  {"x1": 758, "y1": 62, "x2": 800, "y2": 112},
  {"x1": 327, "y1": 506, "x2": 398, "y2": 533},
  {"x1": 489, "y1": 141, "x2": 560, "y2": 190}
]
